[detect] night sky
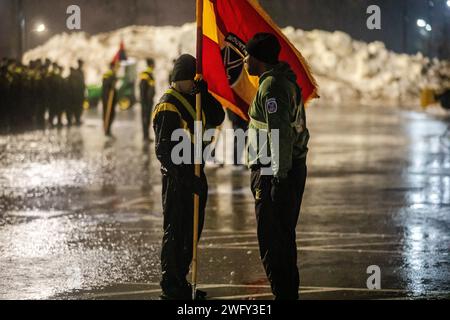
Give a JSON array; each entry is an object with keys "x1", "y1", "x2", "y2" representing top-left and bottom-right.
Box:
[{"x1": 1, "y1": 0, "x2": 449, "y2": 59}]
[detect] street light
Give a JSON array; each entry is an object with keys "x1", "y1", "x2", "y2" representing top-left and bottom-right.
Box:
[
  {"x1": 447, "y1": 0, "x2": 450, "y2": 8},
  {"x1": 35, "y1": 23, "x2": 47, "y2": 33},
  {"x1": 417, "y1": 19, "x2": 427, "y2": 28},
  {"x1": 416, "y1": 19, "x2": 432, "y2": 33}
]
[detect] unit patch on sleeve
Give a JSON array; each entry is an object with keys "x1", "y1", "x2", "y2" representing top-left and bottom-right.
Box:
[{"x1": 266, "y1": 98, "x2": 278, "y2": 114}]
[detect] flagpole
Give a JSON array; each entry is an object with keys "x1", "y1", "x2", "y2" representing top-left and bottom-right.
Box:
[
  {"x1": 104, "y1": 88, "x2": 114, "y2": 134},
  {"x1": 192, "y1": 0, "x2": 203, "y2": 300}
]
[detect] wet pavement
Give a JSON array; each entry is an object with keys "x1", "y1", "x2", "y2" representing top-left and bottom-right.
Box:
[{"x1": 0, "y1": 104, "x2": 449, "y2": 300}]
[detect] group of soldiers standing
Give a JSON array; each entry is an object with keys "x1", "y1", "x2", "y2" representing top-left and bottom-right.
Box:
[
  {"x1": 0, "y1": 57, "x2": 85, "y2": 131},
  {"x1": 101, "y1": 58, "x2": 156, "y2": 140}
]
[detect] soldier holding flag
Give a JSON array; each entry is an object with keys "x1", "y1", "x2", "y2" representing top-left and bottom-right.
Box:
[
  {"x1": 152, "y1": 54, "x2": 225, "y2": 300},
  {"x1": 102, "y1": 42, "x2": 127, "y2": 136},
  {"x1": 102, "y1": 61, "x2": 118, "y2": 137}
]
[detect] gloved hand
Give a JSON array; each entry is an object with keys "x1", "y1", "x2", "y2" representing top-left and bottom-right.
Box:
[
  {"x1": 193, "y1": 79, "x2": 208, "y2": 95},
  {"x1": 271, "y1": 177, "x2": 289, "y2": 204},
  {"x1": 162, "y1": 166, "x2": 181, "y2": 185}
]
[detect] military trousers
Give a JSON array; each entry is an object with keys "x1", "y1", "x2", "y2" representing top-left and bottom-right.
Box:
[
  {"x1": 250, "y1": 159, "x2": 307, "y2": 300},
  {"x1": 141, "y1": 101, "x2": 153, "y2": 140},
  {"x1": 160, "y1": 167, "x2": 208, "y2": 293}
]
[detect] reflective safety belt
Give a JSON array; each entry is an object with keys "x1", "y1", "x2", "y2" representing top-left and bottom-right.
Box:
[
  {"x1": 249, "y1": 116, "x2": 299, "y2": 130},
  {"x1": 249, "y1": 116, "x2": 268, "y2": 130},
  {"x1": 166, "y1": 88, "x2": 206, "y2": 125}
]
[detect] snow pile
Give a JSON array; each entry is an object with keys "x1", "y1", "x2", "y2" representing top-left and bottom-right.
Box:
[
  {"x1": 24, "y1": 24, "x2": 196, "y2": 100},
  {"x1": 24, "y1": 23, "x2": 449, "y2": 107},
  {"x1": 283, "y1": 27, "x2": 449, "y2": 105}
]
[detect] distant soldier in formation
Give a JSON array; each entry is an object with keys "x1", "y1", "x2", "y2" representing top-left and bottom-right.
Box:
[
  {"x1": 139, "y1": 58, "x2": 156, "y2": 142},
  {"x1": 31, "y1": 59, "x2": 46, "y2": 128},
  {"x1": 48, "y1": 63, "x2": 64, "y2": 127},
  {"x1": 66, "y1": 67, "x2": 78, "y2": 126},
  {"x1": 0, "y1": 58, "x2": 10, "y2": 128},
  {"x1": 73, "y1": 60, "x2": 86, "y2": 125},
  {"x1": 0, "y1": 57, "x2": 86, "y2": 132},
  {"x1": 66, "y1": 59, "x2": 86, "y2": 126}
]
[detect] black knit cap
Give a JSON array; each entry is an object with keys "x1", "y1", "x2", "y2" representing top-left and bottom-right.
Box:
[
  {"x1": 246, "y1": 33, "x2": 281, "y2": 65},
  {"x1": 171, "y1": 54, "x2": 196, "y2": 82}
]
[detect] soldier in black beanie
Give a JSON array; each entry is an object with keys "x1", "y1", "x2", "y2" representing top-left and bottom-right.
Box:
[
  {"x1": 152, "y1": 54, "x2": 225, "y2": 300},
  {"x1": 245, "y1": 33, "x2": 310, "y2": 300}
]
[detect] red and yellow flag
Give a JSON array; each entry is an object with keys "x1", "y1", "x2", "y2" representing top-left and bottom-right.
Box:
[{"x1": 201, "y1": 0, "x2": 318, "y2": 120}]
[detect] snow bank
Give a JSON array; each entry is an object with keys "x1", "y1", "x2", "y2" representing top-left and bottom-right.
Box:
[{"x1": 24, "y1": 23, "x2": 449, "y2": 107}]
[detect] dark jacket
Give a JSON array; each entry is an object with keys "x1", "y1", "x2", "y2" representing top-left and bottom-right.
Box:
[
  {"x1": 247, "y1": 62, "x2": 309, "y2": 178},
  {"x1": 153, "y1": 87, "x2": 225, "y2": 176}
]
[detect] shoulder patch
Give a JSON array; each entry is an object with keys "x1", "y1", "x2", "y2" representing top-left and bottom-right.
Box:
[{"x1": 266, "y1": 98, "x2": 278, "y2": 114}]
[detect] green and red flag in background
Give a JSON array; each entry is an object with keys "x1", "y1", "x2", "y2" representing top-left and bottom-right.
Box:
[{"x1": 201, "y1": 0, "x2": 318, "y2": 120}]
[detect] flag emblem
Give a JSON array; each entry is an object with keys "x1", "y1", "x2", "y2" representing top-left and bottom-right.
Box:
[
  {"x1": 221, "y1": 33, "x2": 247, "y2": 87},
  {"x1": 201, "y1": 0, "x2": 318, "y2": 121}
]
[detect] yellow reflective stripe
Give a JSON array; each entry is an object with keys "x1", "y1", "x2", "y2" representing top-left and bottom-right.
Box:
[
  {"x1": 152, "y1": 103, "x2": 194, "y2": 142},
  {"x1": 249, "y1": 116, "x2": 297, "y2": 129},
  {"x1": 140, "y1": 73, "x2": 150, "y2": 80},
  {"x1": 151, "y1": 103, "x2": 181, "y2": 121},
  {"x1": 166, "y1": 89, "x2": 206, "y2": 124},
  {"x1": 103, "y1": 70, "x2": 114, "y2": 79},
  {"x1": 249, "y1": 116, "x2": 268, "y2": 130},
  {"x1": 167, "y1": 88, "x2": 195, "y2": 119},
  {"x1": 140, "y1": 72, "x2": 155, "y2": 86}
]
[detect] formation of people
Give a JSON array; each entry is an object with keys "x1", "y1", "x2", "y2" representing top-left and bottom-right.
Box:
[
  {"x1": 101, "y1": 58, "x2": 156, "y2": 140},
  {"x1": 0, "y1": 58, "x2": 85, "y2": 131},
  {"x1": 1, "y1": 55, "x2": 156, "y2": 138}
]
